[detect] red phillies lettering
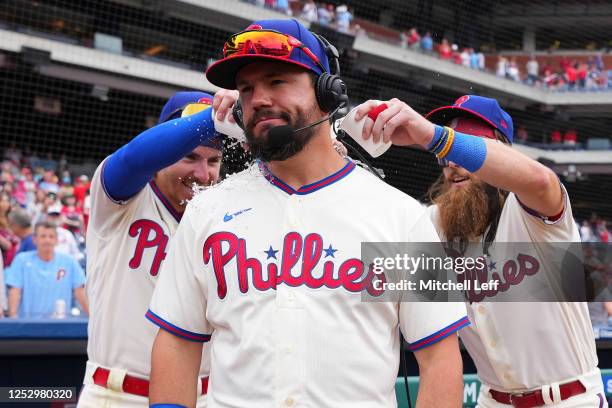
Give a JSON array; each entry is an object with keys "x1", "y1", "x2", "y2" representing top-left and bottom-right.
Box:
[
  {"x1": 128, "y1": 219, "x2": 168, "y2": 276},
  {"x1": 463, "y1": 253, "x2": 540, "y2": 302},
  {"x1": 202, "y1": 232, "x2": 385, "y2": 298}
]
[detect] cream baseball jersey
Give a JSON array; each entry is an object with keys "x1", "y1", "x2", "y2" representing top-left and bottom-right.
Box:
[
  {"x1": 86, "y1": 159, "x2": 209, "y2": 378},
  {"x1": 428, "y1": 187, "x2": 598, "y2": 392},
  {"x1": 148, "y1": 160, "x2": 469, "y2": 408}
]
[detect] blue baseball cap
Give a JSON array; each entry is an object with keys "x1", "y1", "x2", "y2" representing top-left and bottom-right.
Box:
[
  {"x1": 158, "y1": 91, "x2": 224, "y2": 150},
  {"x1": 206, "y1": 19, "x2": 331, "y2": 89},
  {"x1": 158, "y1": 91, "x2": 214, "y2": 124},
  {"x1": 425, "y1": 95, "x2": 514, "y2": 144}
]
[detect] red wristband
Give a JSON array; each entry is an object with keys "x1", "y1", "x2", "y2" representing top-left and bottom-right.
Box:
[{"x1": 367, "y1": 103, "x2": 389, "y2": 121}]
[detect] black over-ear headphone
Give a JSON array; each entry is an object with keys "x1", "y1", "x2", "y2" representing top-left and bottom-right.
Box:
[{"x1": 232, "y1": 32, "x2": 348, "y2": 129}]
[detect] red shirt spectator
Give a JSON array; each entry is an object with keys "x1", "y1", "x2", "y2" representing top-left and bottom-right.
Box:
[
  {"x1": 73, "y1": 175, "x2": 90, "y2": 207},
  {"x1": 565, "y1": 64, "x2": 577, "y2": 85},
  {"x1": 550, "y1": 129, "x2": 562, "y2": 144},
  {"x1": 563, "y1": 129, "x2": 577, "y2": 145},
  {"x1": 61, "y1": 195, "x2": 84, "y2": 235},
  {"x1": 438, "y1": 39, "x2": 452, "y2": 60}
]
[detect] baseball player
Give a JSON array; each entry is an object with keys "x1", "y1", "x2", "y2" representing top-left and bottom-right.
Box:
[
  {"x1": 78, "y1": 90, "x2": 239, "y2": 408},
  {"x1": 353, "y1": 95, "x2": 605, "y2": 407},
  {"x1": 147, "y1": 19, "x2": 469, "y2": 408}
]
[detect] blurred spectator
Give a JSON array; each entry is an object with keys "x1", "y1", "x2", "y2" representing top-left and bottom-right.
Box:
[
  {"x1": 550, "y1": 129, "x2": 562, "y2": 144},
  {"x1": 40, "y1": 152, "x2": 58, "y2": 172},
  {"x1": 451, "y1": 44, "x2": 461, "y2": 65},
  {"x1": 496, "y1": 56, "x2": 507, "y2": 78},
  {"x1": 46, "y1": 206, "x2": 84, "y2": 262},
  {"x1": 73, "y1": 175, "x2": 90, "y2": 207},
  {"x1": 406, "y1": 27, "x2": 420, "y2": 50},
  {"x1": 33, "y1": 192, "x2": 60, "y2": 225},
  {"x1": 477, "y1": 50, "x2": 485, "y2": 71},
  {"x1": 460, "y1": 48, "x2": 470, "y2": 67},
  {"x1": 301, "y1": 0, "x2": 317, "y2": 22},
  {"x1": 507, "y1": 58, "x2": 520, "y2": 81},
  {"x1": 8, "y1": 209, "x2": 35, "y2": 254},
  {"x1": 577, "y1": 62, "x2": 588, "y2": 88},
  {"x1": 4, "y1": 143, "x2": 22, "y2": 164},
  {"x1": 438, "y1": 38, "x2": 452, "y2": 60},
  {"x1": 469, "y1": 48, "x2": 479, "y2": 69},
  {"x1": 317, "y1": 3, "x2": 332, "y2": 26},
  {"x1": 598, "y1": 220, "x2": 610, "y2": 243},
  {"x1": 565, "y1": 62, "x2": 578, "y2": 89},
  {"x1": 516, "y1": 125, "x2": 529, "y2": 144},
  {"x1": 563, "y1": 129, "x2": 577, "y2": 145},
  {"x1": 580, "y1": 220, "x2": 596, "y2": 242},
  {"x1": 60, "y1": 195, "x2": 84, "y2": 237},
  {"x1": 39, "y1": 170, "x2": 59, "y2": 194},
  {"x1": 0, "y1": 192, "x2": 19, "y2": 267},
  {"x1": 275, "y1": 0, "x2": 290, "y2": 15},
  {"x1": 335, "y1": 4, "x2": 352, "y2": 34},
  {"x1": 526, "y1": 56, "x2": 539, "y2": 85},
  {"x1": 5, "y1": 220, "x2": 87, "y2": 318},
  {"x1": 421, "y1": 32, "x2": 433, "y2": 54}
]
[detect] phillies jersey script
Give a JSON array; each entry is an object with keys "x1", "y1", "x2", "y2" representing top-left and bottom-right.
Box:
[
  {"x1": 428, "y1": 187, "x2": 598, "y2": 392},
  {"x1": 149, "y1": 160, "x2": 469, "y2": 408},
  {"x1": 86, "y1": 159, "x2": 209, "y2": 379}
]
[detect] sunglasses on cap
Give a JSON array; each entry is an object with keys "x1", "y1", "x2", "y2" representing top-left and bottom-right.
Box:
[
  {"x1": 223, "y1": 29, "x2": 327, "y2": 74},
  {"x1": 160, "y1": 101, "x2": 212, "y2": 124}
]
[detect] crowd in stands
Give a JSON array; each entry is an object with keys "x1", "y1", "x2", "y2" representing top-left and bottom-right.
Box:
[
  {"x1": 0, "y1": 146, "x2": 90, "y2": 318},
  {"x1": 1, "y1": 145, "x2": 610, "y2": 327},
  {"x1": 240, "y1": 1, "x2": 611, "y2": 93}
]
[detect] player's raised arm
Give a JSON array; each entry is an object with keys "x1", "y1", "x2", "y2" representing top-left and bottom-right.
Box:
[
  {"x1": 103, "y1": 90, "x2": 238, "y2": 202},
  {"x1": 353, "y1": 96, "x2": 563, "y2": 217}
]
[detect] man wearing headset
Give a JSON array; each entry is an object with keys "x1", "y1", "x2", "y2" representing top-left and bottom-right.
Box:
[{"x1": 147, "y1": 19, "x2": 468, "y2": 408}]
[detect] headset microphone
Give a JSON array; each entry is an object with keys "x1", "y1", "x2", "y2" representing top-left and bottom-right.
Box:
[{"x1": 267, "y1": 101, "x2": 346, "y2": 148}]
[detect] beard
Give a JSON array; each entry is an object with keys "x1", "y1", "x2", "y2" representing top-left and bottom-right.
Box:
[
  {"x1": 244, "y1": 104, "x2": 318, "y2": 162},
  {"x1": 432, "y1": 176, "x2": 505, "y2": 245}
]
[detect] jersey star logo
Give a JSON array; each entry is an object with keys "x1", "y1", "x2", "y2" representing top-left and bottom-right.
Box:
[
  {"x1": 488, "y1": 261, "x2": 497, "y2": 271},
  {"x1": 265, "y1": 245, "x2": 278, "y2": 260},
  {"x1": 323, "y1": 244, "x2": 337, "y2": 258}
]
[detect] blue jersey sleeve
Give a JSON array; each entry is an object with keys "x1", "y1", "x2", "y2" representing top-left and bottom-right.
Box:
[{"x1": 102, "y1": 107, "x2": 216, "y2": 201}]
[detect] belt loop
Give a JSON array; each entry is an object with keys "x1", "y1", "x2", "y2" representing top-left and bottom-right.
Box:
[
  {"x1": 107, "y1": 368, "x2": 127, "y2": 392},
  {"x1": 550, "y1": 382, "x2": 562, "y2": 404},
  {"x1": 541, "y1": 384, "x2": 553, "y2": 405}
]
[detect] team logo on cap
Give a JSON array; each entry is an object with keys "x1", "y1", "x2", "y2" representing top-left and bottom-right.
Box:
[
  {"x1": 246, "y1": 24, "x2": 263, "y2": 30},
  {"x1": 500, "y1": 119, "x2": 508, "y2": 129},
  {"x1": 198, "y1": 97, "x2": 213, "y2": 105},
  {"x1": 454, "y1": 95, "x2": 470, "y2": 107}
]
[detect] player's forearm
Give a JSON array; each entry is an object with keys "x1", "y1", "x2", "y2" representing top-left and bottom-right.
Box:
[
  {"x1": 74, "y1": 287, "x2": 89, "y2": 316},
  {"x1": 150, "y1": 329, "x2": 202, "y2": 408},
  {"x1": 414, "y1": 336, "x2": 463, "y2": 408},
  {"x1": 7, "y1": 288, "x2": 21, "y2": 318},
  {"x1": 474, "y1": 139, "x2": 563, "y2": 216},
  {"x1": 103, "y1": 107, "x2": 216, "y2": 201}
]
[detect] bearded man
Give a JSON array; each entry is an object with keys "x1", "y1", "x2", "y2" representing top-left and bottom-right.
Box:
[{"x1": 354, "y1": 95, "x2": 605, "y2": 407}]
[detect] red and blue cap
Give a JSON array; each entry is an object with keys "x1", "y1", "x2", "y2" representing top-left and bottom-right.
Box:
[
  {"x1": 206, "y1": 19, "x2": 331, "y2": 90},
  {"x1": 158, "y1": 91, "x2": 223, "y2": 150},
  {"x1": 425, "y1": 95, "x2": 514, "y2": 144}
]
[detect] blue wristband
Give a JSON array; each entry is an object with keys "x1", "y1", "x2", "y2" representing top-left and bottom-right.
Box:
[
  {"x1": 427, "y1": 125, "x2": 446, "y2": 151},
  {"x1": 150, "y1": 405, "x2": 188, "y2": 408},
  {"x1": 444, "y1": 131, "x2": 487, "y2": 173}
]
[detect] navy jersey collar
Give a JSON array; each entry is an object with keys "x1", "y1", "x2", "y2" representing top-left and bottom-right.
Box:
[
  {"x1": 149, "y1": 180, "x2": 182, "y2": 222},
  {"x1": 257, "y1": 159, "x2": 356, "y2": 196}
]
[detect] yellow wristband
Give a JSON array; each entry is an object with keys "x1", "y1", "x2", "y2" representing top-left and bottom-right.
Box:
[{"x1": 437, "y1": 127, "x2": 455, "y2": 158}]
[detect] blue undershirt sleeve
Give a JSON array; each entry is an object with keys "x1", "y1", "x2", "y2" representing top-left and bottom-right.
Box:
[{"x1": 102, "y1": 108, "x2": 216, "y2": 201}]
